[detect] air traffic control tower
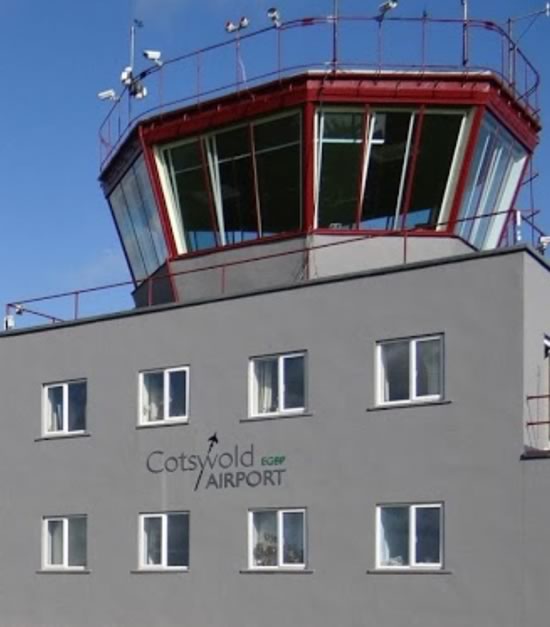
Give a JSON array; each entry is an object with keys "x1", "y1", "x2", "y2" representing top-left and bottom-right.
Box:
[{"x1": 98, "y1": 10, "x2": 540, "y2": 307}]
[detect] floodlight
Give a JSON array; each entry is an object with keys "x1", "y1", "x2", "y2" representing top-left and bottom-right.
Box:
[
  {"x1": 97, "y1": 89, "x2": 118, "y2": 101},
  {"x1": 225, "y1": 16, "x2": 249, "y2": 33},
  {"x1": 143, "y1": 49, "x2": 163, "y2": 66},
  {"x1": 130, "y1": 80, "x2": 148, "y2": 99},
  {"x1": 267, "y1": 7, "x2": 281, "y2": 27},
  {"x1": 546, "y1": 2, "x2": 550, "y2": 17},
  {"x1": 239, "y1": 16, "x2": 250, "y2": 29},
  {"x1": 225, "y1": 20, "x2": 238, "y2": 33}
]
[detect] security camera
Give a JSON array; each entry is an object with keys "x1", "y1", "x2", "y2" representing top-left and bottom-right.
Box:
[
  {"x1": 379, "y1": 0, "x2": 398, "y2": 15},
  {"x1": 143, "y1": 50, "x2": 163, "y2": 66},
  {"x1": 267, "y1": 7, "x2": 281, "y2": 27},
  {"x1": 120, "y1": 66, "x2": 133, "y2": 86},
  {"x1": 97, "y1": 89, "x2": 118, "y2": 101}
]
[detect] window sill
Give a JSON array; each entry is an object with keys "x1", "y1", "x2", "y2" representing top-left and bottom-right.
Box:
[
  {"x1": 136, "y1": 420, "x2": 189, "y2": 430},
  {"x1": 130, "y1": 568, "x2": 189, "y2": 574},
  {"x1": 242, "y1": 412, "x2": 313, "y2": 423},
  {"x1": 367, "y1": 568, "x2": 452, "y2": 575},
  {"x1": 366, "y1": 399, "x2": 452, "y2": 412},
  {"x1": 37, "y1": 569, "x2": 91, "y2": 575},
  {"x1": 35, "y1": 432, "x2": 91, "y2": 442},
  {"x1": 240, "y1": 568, "x2": 314, "y2": 574}
]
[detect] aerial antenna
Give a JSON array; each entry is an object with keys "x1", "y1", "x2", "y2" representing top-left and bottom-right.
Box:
[
  {"x1": 461, "y1": 0, "x2": 469, "y2": 66},
  {"x1": 225, "y1": 16, "x2": 250, "y2": 86}
]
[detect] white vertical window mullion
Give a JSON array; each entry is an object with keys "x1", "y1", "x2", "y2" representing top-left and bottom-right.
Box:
[
  {"x1": 207, "y1": 136, "x2": 226, "y2": 246},
  {"x1": 164, "y1": 371, "x2": 170, "y2": 420},
  {"x1": 410, "y1": 340, "x2": 417, "y2": 400},
  {"x1": 63, "y1": 384, "x2": 69, "y2": 433},
  {"x1": 358, "y1": 112, "x2": 375, "y2": 214},
  {"x1": 63, "y1": 518, "x2": 69, "y2": 568},
  {"x1": 279, "y1": 356, "x2": 285, "y2": 412},
  {"x1": 277, "y1": 510, "x2": 284, "y2": 567},
  {"x1": 438, "y1": 114, "x2": 467, "y2": 228},
  {"x1": 162, "y1": 514, "x2": 168, "y2": 568},
  {"x1": 410, "y1": 506, "x2": 416, "y2": 567},
  {"x1": 314, "y1": 111, "x2": 325, "y2": 227},
  {"x1": 394, "y1": 114, "x2": 416, "y2": 229}
]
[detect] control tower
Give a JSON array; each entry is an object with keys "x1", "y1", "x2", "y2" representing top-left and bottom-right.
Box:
[{"x1": 98, "y1": 11, "x2": 540, "y2": 307}]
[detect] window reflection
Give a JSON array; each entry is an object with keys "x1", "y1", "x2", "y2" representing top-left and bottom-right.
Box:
[
  {"x1": 317, "y1": 108, "x2": 464, "y2": 233},
  {"x1": 457, "y1": 113, "x2": 527, "y2": 249},
  {"x1": 161, "y1": 112, "x2": 302, "y2": 254},
  {"x1": 108, "y1": 156, "x2": 167, "y2": 281}
]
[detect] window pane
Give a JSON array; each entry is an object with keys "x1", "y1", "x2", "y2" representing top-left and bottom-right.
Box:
[
  {"x1": 216, "y1": 127, "x2": 259, "y2": 245},
  {"x1": 404, "y1": 115, "x2": 462, "y2": 228},
  {"x1": 380, "y1": 507, "x2": 409, "y2": 567},
  {"x1": 283, "y1": 356, "x2": 305, "y2": 410},
  {"x1": 318, "y1": 112, "x2": 363, "y2": 228},
  {"x1": 416, "y1": 339, "x2": 442, "y2": 398},
  {"x1": 121, "y1": 166, "x2": 160, "y2": 275},
  {"x1": 68, "y1": 517, "x2": 87, "y2": 567},
  {"x1": 144, "y1": 517, "x2": 162, "y2": 565},
  {"x1": 142, "y1": 372, "x2": 164, "y2": 421},
  {"x1": 254, "y1": 359, "x2": 279, "y2": 414},
  {"x1": 415, "y1": 507, "x2": 441, "y2": 564},
  {"x1": 167, "y1": 513, "x2": 189, "y2": 567},
  {"x1": 68, "y1": 382, "x2": 87, "y2": 432},
  {"x1": 252, "y1": 511, "x2": 277, "y2": 566},
  {"x1": 168, "y1": 141, "x2": 218, "y2": 252},
  {"x1": 282, "y1": 512, "x2": 304, "y2": 565},
  {"x1": 134, "y1": 157, "x2": 168, "y2": 263},
  {"x1": 361, "y1": 112, "x2": 413, "y2": 229},
  {"x1": 47, "y1": 386, "x2": 64, "y2": 432},
  {"x1": 168, "y1": 370, "x2": 187, "y2": 418},
  {"x1": 381, "y1": 341, "x2": 410, "y2": 402},
  {"x1": 48, "y1": 520, "x2": 63, "y2": 566},
  {"x1": 109, "y1": 185, "x2": 147, "y2": 281},
  {"x1": 255, "y1": 122, "x2": 301, "y2": 235}
]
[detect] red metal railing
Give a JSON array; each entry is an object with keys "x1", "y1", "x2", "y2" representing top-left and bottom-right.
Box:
[
  {"x1": 526, "y1": 393, "x2": 550, "y2": 450},
  {"x1": 98, "y1": 13, "x2": 540, "y2": 170},
  {"x1": 4, "y1": 209, "x2": 546, "y2": 329}
]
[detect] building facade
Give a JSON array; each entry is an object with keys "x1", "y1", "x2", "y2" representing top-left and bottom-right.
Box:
[{"x1": 1, "y1": 10, "x2": 550, "y2": 627}]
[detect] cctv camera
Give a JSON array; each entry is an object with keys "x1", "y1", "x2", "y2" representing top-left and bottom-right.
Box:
[
  {"x1": 97, "y1": 89, "x2": 117, "y2": 101},
  {"x1": 143, "y1": 50, "x2": 162, "y2": 62}
]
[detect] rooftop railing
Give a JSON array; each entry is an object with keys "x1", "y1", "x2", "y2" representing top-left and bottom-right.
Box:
[
  {"x1": 98, "y1": 13, "x2": 540, "y2": 171},
  {"x1": 3, "y1": 209, "x2": 546, "y2": 330}
]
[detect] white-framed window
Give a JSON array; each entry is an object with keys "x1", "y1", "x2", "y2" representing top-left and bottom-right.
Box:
[
  {"x1": 376, "y1": 504, "x2": 443, "y2": 569},
  {"x1": 248, "y1": 509, "x2": 306, "y2": 569},
  {"x1": 43, "y1": 380, "x2": 87, "y2": 435},
  {"x1": 42, "y1": 515, "x2": 87, "y2": 570},
  {"x1": 249, "y1": 353, "x2": 306, "y2": 416},
  {"x1": 139, "y1": 366, "x2": 189, "y2": 424},
  {"x1": 376, "y1": 335, "x2": 443, "y2": 405},
  {"x1": 139, "y1": 512, "x2": 190, "y2": 570}
]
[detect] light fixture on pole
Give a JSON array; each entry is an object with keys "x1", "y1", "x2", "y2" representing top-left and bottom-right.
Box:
[
  {"x1": 267, "y1": 7, "x2": 281, "y2": 28},
  {"x1": 378, "y1": 0, "x2": 398, "y2": 19}
]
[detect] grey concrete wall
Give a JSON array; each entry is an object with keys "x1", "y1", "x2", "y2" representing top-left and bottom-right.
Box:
[
  {"x1": 0, "y1": 248, "x2": 538, "y2": 627},
  {"x1": 308, "y1": 234, "x2": 473, "y2": 279}
]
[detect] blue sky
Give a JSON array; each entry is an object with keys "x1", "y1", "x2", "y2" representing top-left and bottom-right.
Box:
[{"x1": 0, "y1": 0, "x2": 549, "y2": 320}]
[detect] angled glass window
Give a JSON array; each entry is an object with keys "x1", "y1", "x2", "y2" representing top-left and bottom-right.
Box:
[
  {"x1": 160, "y1": 112, "x2": 302, "y2": 254},
  {"x1": 165, "y1": 138, "x2": 219, "y2": 253},
  {"x1": 109, "y1": 156, "x2": 167, "y2": 281},
  {"x1": 43, "y1": 380, "x2": 87, "y2": 435},
  {"x1": 457, "y1": 113, "x2": 527, "y2": 249},
  {"x1": 316, "y1": 108, "x2": 466, "y2": 232}
]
